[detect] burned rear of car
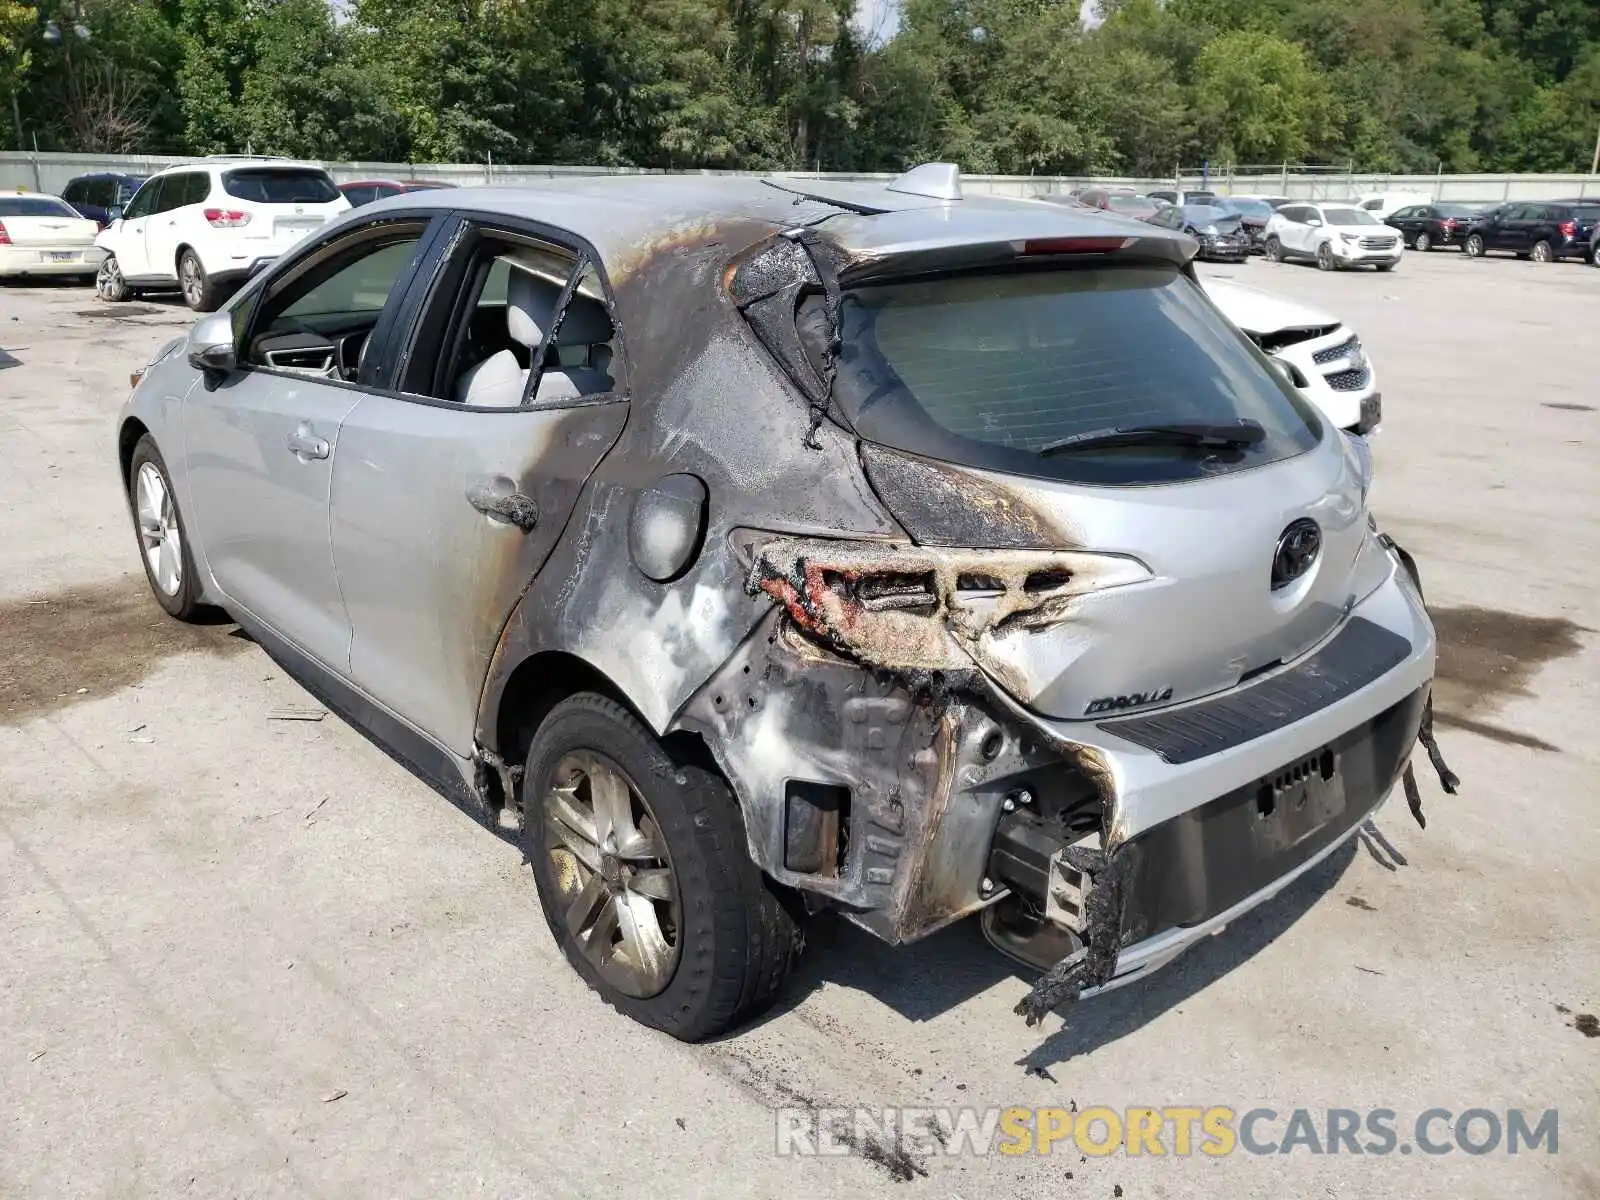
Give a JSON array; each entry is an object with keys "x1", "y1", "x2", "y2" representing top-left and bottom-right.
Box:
[
  {"x1": 639, "y1": 170, "x2": 1454, "y2": 1025},
  {"x1": 455, "y1": 168, "x2": 1455, "y2": 1037}
]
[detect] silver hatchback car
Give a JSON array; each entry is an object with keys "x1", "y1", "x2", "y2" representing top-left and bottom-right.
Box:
[{"x1": 117, "y1": 166, "x2": 1454, "y2": 1040}]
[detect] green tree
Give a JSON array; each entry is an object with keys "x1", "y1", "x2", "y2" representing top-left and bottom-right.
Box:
[
  {"x1": 1193, "y1": 29, "x2": 1334, "y2": 163},
  {"x1": 1, "y1": 0, "x2": 34, "y2": 149},
  {"x1": 177, "y1": 0, "x2": 255, "y2": 153}
]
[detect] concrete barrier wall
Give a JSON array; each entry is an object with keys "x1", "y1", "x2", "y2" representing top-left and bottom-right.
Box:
[{"x1": 4, "y1": 150, "x2": 1598, "y2": 203}]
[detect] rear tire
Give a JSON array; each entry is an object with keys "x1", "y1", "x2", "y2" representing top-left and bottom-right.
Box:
[
  {"x1": 1376, "y1": 262, "x2": 1396, "y2": 272},
  {"x1": 1414, "y1": 231, "x2": 1432, "y2": 252},
  {"x1": 1263, "y1": 236, "x2": 1282, "y2": 263},
  {"x1": 1531, "y1": 239, "x2": 1553, "y2": 264},
  {"x1": 1465, "y1": 234, "x2": 1485, "y2": 258},
  {"x1": 178, "y1": 248, "x2": 221, "y2": 312},
  {"x1": 522, "y1": 694, "x2": 801, "y2": 1041},
  {"x1": 127, "y1": 435, "x2": 207, "y2": 622}
]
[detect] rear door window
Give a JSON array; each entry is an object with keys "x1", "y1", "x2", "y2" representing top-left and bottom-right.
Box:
[
  {"x1": 153, "y1": 172, "x2": 206, "y2": 213},
  {"x1": 223, "y1": 168, "x2": 339, "y2": 205},
  {"x1": 811, "y1": 264, "x2": 1322, "y2": 486}
]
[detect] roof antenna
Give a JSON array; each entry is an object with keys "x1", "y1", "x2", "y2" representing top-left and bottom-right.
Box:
[{"x1": 885, "y1": 163, "x2": 963, "y2": 201}]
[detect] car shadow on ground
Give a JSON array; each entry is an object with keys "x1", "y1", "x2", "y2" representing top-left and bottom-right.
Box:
[
  {"x1": 224, "y1": 615, "x2": 1377, "y2": 1063},
  {"x1": 760, "y1": 834, "x2": 1364, "y2": 1066}
]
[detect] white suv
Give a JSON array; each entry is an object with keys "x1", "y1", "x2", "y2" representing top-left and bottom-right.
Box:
[
  {"x1": 94, "y1": 157, "x2": 349, "y2": 310},
  {"x1": 1204, "y1": 278, "x2": 1380, "y2": 435},
  {"x1": 1262, "y1": 202, "x2": 1402, "y2": 271}
]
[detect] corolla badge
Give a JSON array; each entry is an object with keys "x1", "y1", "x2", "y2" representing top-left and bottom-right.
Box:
[{"x1": 1271, "y1": 518, "x2": 1322, "y2": 591}]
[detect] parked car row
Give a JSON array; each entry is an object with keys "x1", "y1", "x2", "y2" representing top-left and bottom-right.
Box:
[
  {"x1": 1, "y1": 160, "x2": 458, "y2": 306},
  {"x1": 1056, "y1": 184, "x2": 1600, "y2": 271}
]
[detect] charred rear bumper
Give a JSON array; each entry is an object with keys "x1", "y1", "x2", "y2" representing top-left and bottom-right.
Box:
[{"x1": 674, "y1": 542, "x2": 1435, "y2": 1001}]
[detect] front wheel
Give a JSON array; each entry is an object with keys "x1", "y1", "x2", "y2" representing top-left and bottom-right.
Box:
[
  {"x1": 128, "y1": 435, "x2": 207, "y2": 621},
  {"x1": 96, "y1": 254, "x2": 131, "y2": 302},
  {"x1": 1316, "y1": 242, "x2": 1337, "y2": 271},
  {"x1": 178, "y1": 248, "x2": 221, "y2": 312},
  {"x1": 1531, "y1": 239, "x2": 1553, "y2": 264},
  {"x1": 1263, "y1": 236, "x2": 1282, "y2": 263},
  {"x1": 1464, "y1": 234, "x2": 1485, "y2": 258},
  {"x1": 523, "y1": 694, "x2": 801, "y2": 1041},
  {"x1": 1414, "y1": 231, "x2": 1432, "y2": 252}
]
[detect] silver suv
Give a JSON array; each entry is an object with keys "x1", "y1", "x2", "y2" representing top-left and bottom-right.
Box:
[{"x1": 117, "y1": 165, "x2": 1452, "y2": 1040}]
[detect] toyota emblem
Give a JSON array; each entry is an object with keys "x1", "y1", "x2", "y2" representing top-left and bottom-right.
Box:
[{"x1": 1271, "y1": 519, "x2": 1322, "y2": 591}]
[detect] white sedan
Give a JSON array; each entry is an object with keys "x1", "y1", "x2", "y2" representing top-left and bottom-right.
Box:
[{"x1": 0, "y1": 191, "x2": 101, "y2": 281}]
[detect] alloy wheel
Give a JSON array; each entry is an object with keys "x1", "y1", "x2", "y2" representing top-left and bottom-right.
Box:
[
  {"x1": 1415, "y1": 232, "x2": 1431, "y2": 252},
  {"x1": 96, "y1": 256, "x2": 124, "y2": 301},
  {"x1": 135, "y1": 462, "x2": 183, "y2": 596},
  {"x1": 180, "y1": 255, "x2": 203, "y2": 306},
  {"x1": 1466, "y1": 235, "x2": 1483, "y2": 257},
  {"x1": 1532, "y1": 241, "x2": 1552, "y2": 263},
  {"x1": 542, "y1": 750, "x2": 681, "y2": 998}
]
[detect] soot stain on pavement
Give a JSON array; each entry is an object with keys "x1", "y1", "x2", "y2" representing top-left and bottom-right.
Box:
[
  {"x1": 1428, "y1": 605, "x2": 1585, "y2": 752},
  {"x1": 0, "y1": 575, "x2": 249, "y2": 723},
  {"x1": 72, "y1": 305, "x2": 170, "y2": 320}
]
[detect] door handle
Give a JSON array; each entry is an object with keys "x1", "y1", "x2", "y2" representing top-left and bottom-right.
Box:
[
  {"x1": 286, "y1": 425, "x2": 330, "y2": 461},
  {"x1": 467, "y1": 481, "x2": 538, "y2": 531}
]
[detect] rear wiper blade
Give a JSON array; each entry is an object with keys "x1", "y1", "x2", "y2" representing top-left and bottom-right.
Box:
[{"x1": 1038, "y1": 420, "x2": 1267, "y2": 457}]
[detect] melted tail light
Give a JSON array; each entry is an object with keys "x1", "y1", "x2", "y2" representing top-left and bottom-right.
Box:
[
  {"x1": 203, "y1": 208, "x2": 251, "y2": 228},
  {"x1": 1558, "y1": 219, "x2": 1577, "y2": 238},
  {"x1": 0, "y1": 221, "x2": 10, "y2": 245}
]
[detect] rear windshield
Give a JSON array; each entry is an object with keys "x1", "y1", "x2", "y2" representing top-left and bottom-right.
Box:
[
  {"x1": 1435, "y1": 204, "x2": 1477, "y2": 218},
  {"x1": 1571, "y1": 205, "x2": 1600, "y2": 222},
  {"x1": 1, "y1": 196, "x2": 79, "y2": 218},
  {"x1": 1324, "y1": 208, "x2": 1378, "y2": 226},
  {"x1": 222, "y1": 168, "x2": 339, "y2": 204},
  {"x1": 814, "y1": 265, "x2": 1322, "y2": 485}
]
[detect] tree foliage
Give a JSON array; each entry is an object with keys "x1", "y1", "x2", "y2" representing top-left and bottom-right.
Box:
[{"x1": 4, "y1": 0, "x2": 1598, "y2": 173}]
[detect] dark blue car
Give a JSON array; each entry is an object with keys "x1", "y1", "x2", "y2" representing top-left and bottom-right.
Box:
[{"x1": 59, "y1": 172, "x2": 148, "y2": 228}]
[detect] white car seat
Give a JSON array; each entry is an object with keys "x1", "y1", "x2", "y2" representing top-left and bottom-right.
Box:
[{"x1": 456, "y1": 265, "x2": 615, "y2": 407}]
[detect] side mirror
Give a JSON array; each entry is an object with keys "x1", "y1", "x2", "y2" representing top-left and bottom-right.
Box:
[
  {"x1": 106, "y1": 205, "x2": 123, "y2": 223},
  {"x1": 186, "y1": 312, "x2": 238, "y2": 383}
]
